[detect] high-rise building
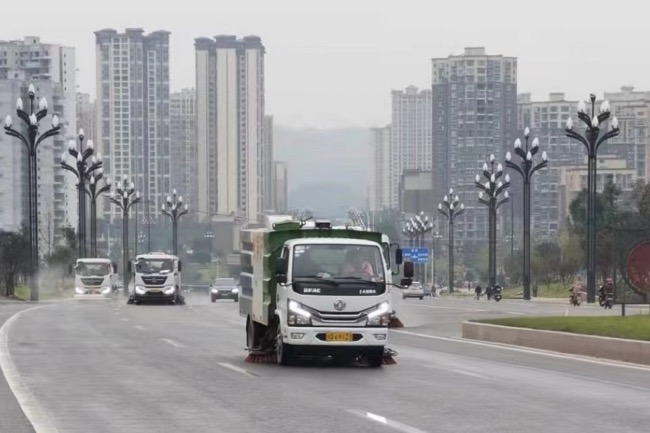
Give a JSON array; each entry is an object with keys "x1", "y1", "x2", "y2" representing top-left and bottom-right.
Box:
[
  {"x1": 432, "y1": 47, "x2": 518, "y2": 243},
  {"x1": 271, "y1": 161, "x2": 288, "y2": 213},
  {"x1": 76, "y1": 92, "x2": 96, "y2": 141},
  {"x1": 0, "y1": 36, "x2": 77, "y2": 249},
  {"x1": 195, "y1": 35, "x2": 266, "y2": 223},
  {"x1": 95, "y1": 28, "x2": 171, "y2": 224},
  {"x1": 262, "y1": 115, "x2": 274, "y2": 213},
  {"x1": 170, "y1": 88, "x2": 198, "y2": 216},
  {"x1": 391, "y1": 86, "x2": 432, "y2": 208},
  {"x1": 368, "y1": 125, "x2": 392, "y2": 212}
]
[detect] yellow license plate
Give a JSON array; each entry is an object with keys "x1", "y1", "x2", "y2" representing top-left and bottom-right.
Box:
[{"x1": 325, "y1": 332, "x2": 353, "y2": 342}]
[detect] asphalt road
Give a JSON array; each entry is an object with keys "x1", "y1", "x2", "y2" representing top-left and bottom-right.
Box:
[{"x1": 1, "y1": 295, "x2": 649, "y2": 433}]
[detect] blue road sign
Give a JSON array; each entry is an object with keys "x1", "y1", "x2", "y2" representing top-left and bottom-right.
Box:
[{"x1": 402, "y1": 247, "x2": 429, "y2": 264}]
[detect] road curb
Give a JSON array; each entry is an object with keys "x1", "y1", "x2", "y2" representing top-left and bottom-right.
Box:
[{"x1": 461, "y1": 321, "x2": 650, "y2": 366}]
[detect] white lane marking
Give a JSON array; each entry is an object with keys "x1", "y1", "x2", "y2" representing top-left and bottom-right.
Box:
[
  {"x1": 217, "y1": 362, "x2": 258, "y2": 377},
  {"x1": 134, "y1": 325, "x2": 146, "y2": 331},
  {"x1": 120, "y1": 318, "x2": 129, "y2": 322},
  {"x1": 0, "y1": 305, "x2": 60, "y2": 433},
  {"x1": 451, "y1": 369, "x2": 489, "y2": 379},
  {"x1": 404, "y1": 304, "x2": 487, "y2": 312},
  {"x1": 505, "y1": 311, "x2": 526, "y2": 315},
  {"x1": 391, "y1": 329, "x2": 650, "y2": 372},
  {"x1": 160, "y1": 338, "x2": 185, "y2": 348},
  {"x1": 348, "y1": 409, "x2": 428, "y2": 433}
]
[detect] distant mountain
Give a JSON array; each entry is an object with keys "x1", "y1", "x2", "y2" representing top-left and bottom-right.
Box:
[{"x1": 273, "y1": 126, "x2": 370, "y2": 217}]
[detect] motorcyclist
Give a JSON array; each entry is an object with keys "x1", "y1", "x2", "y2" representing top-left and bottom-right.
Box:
[
  {"x1": 569, "y1": 278, "x2": 584, "y2": 304},
  {"x1": 598, "y1": 278, "x2": 614, "y2": 305}
]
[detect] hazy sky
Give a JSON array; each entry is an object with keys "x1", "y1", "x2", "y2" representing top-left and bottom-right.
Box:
[{"x1": 3, "y1": 0, "x2": 649, "y2": 128}]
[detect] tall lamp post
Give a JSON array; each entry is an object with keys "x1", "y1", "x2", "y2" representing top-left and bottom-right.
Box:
[
  {"x1": 431, "y1": 232, "x2": 443, "y2": 288},
  {"x1": 4, "y1": 85, "x2": 61, "y2": 301},
  {"x1": 565, "y1": 95, "x2": 619, "y2": 303},
  {"x1": 402, "y1": 212, "x2": 432, "y2": 283},
  {"x1": 438, "y1": 189, "x2": 465, "y2": 293},
  {"x1": 474, "y1": 155, "x2": 510, "y2": 287},
  {"x1": 60, "y1": 131, "x2": 103, "y2": 258},
  {"x1": 86, "y1": 169, "x2": 111, "y2": 257},
  {"x1": 505, "y1": 127, "x2": 549, "y2": 300},
  {"x1": 161, "y1": 189, "x2": 189, "y2": 256},
  {"x1": 110, "y1": 176, "x2": 140, "y2": 297}
]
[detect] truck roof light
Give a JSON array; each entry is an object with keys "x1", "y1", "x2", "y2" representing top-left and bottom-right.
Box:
[{"x1": 314, "y1": 219, "x2": 331, "y2": 229}]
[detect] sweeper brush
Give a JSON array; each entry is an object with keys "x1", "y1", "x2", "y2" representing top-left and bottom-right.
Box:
[
  {"x1": 245, "y1": 351, "x2": 277, "y2": 364},
  {"x1": 388, "y1": 311, "x2": 404, "y2": 328},
  {"x1": 382, "y1": 348, "x2": 398, "y2": 365}
]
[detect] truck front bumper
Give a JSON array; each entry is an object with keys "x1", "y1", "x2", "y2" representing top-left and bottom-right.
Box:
[{"x1": 283, "y1": 326, "x2": 388, "y2": 348}]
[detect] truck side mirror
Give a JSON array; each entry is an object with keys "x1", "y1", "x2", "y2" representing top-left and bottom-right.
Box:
[
  {"x1": 276, "y1": 257, "x2": 288, "y2": 284},
  {"x1": 178, "y1": 260, "x2": 182, "y2": 272},
  {"x1": 403, "y1": 261, "x2": 414, "y2": 278},
  {"x1": 396, "y1": 248, "x2": 403, "y2": 265},
  {"x1": 401, "y1": 278, "x2": 413, "y2": 287}
]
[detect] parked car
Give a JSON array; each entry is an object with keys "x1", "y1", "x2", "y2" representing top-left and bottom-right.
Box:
[
  {"x1": 402, "y1": 281, "x2": 424, "y2": 300},
  {"x1": 210, "y1": 277, "x2": 240, "y2": 302}
]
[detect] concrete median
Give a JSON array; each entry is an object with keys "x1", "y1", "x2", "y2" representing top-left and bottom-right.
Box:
[{"x1": 462, "y1": 321, "x2": 650, "y2": 366}]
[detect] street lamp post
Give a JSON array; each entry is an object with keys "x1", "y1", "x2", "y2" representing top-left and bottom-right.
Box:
[
  {"x1": 161, "y1": 189, "x2": 189, "y2": 256},
  {"x1": 4, "y1": 85, "x2": 61, "y2": 301},
  {"x1": 86, "y1": 169, "x2": 111, "y2": 257},
  {"x1": 506, "y1": 127, "x2": 549, "y2": 300},
  {"x1": 431, "y1": 232, "x2": 442, "y2": 288},
  {"x1": 438, "y1": 189, "x2": 465, "y2": 293},
  {"x1": 565, "y1": 95, "x2": 619, "y2": 303},
  {"x1": 402, "y1": 212, "x2": 432, "y2": 283},
  {"x1": 60, "y1": 130, "x2": 103, "y2": 258},
  {"x1": 109, "y1": 176, "x2": 140, "y2": 297},
  {"x1": 474, "y1": 155, "x2": 510, "y2": 288}
]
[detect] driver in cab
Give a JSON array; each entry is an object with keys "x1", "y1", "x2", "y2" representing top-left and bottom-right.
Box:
[{"x1": 341, "y1": 250, "x2": 374, "y2": 278}]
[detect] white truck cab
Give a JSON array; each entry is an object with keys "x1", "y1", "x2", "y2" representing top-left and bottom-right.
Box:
[
  {"x1": 274, "y1": 237, "x2": 395, "y2": 366},
  {"x1": 129, "y1": 253, "x2": 183, "y2": 305},
  {"x1": 73, "y1": 258, "x2": 118, "y2": 297}
]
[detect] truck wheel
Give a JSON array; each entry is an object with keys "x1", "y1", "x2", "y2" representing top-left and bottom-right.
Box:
[
  {"x1": 276, "y1": 328, "x2": 294, "y2": 366},
  {"x1": 366, "y1": 348, "x2": 384, "y2": 368}
]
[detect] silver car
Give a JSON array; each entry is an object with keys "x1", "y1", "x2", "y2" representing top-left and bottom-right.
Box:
[
  {"x1": 402, "y1": 281, "x2": 424, "y2": 300},
  {"x1": 210, "y1": 277, "x2": 240, "y2": 302}
]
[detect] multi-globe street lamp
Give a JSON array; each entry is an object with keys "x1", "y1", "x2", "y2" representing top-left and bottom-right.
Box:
[
  {"x1": 565, "y1": 95, "x2": 620, "y2": 303},
  {"x1": 505, "y1": 127, "x2": 549, "y2": 300},
  {"x1": 60, "y1": 130, "x2": 103, "y2": 258},
  {"x1": 86, "y1": 169, "x2": 111, "y2": 257},
  {"x1": 110, "y1": 176, "x2": 140, "y2": 297},
  {"x1": 402, "y1": 212, "x2": 433, "y2": 283},
  {"x1": 3, "y1": 84, "x2": 61, "y2": 301},
  {"x1": 438, "y1": 189, "x2": 465, "y2": 294},
  {"x1": 161, "y1": 189, "x2": 189, "y2": 256},
  {"x1": 347, "y1": 207, "x2": 367, "y2": 229},
  {"x1": 474, "y1": 155, "x2": 510, "y2": 288}
]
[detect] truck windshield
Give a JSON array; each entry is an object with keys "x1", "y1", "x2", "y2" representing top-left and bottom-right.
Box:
[
  {"x1": 136, "y1": 259, "x2": 174, "y2": 274},
  {"x1": 75, "y1": 263, "x2": 111, "y2": 276},
  {"x1": 292, "y1": 244, "x2": 385, "y2": 281}
]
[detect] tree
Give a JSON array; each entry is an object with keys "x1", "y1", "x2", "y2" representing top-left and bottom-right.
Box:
[
  {"x1": 45, "y1": 227, "x2": 77, "y2": 289},
  {"x1": 0, "y1": 229, "x2": 30, "y2": 298},
  {"x1": 532, "y1": 241, "x2": 561, "y2": 287},
  {"x1": 557, "y1": 225, "x2": 583, "y2": 285}
]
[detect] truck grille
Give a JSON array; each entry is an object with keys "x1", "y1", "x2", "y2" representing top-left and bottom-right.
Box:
[
  {"x1": 142, "y1": 276, "x2": 167, "y2": 286},
  {"x1": 81, "y1": 277, "x2": 103, "y2": 286}
]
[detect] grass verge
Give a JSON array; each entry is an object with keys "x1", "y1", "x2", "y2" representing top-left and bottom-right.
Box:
[
  {"x1": 482, "y1": 315, "x2": 650, "y2": 341},
  {"x1": 503, "y1": 282, "x2": 569, "y2": 299}
]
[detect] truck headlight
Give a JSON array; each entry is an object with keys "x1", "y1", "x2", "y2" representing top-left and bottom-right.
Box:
[
  {"x1": 366, "y1": 302, "x2": 390, "y2": 327},
  {"x1": 101, "y1": 287, "x2": 111, "y2": 295},
  {"x1": 135, "y1": 285, "x2": 146, "y2": 295},
  {"x1": 231, "y1": 288, "x2": 239, "y2": 294},
  {"x1": 164, "y1": 286, "x2": 175, "y2": 295},
  {"x1": 210, "y1": 287, "x2": 218, "y2": 293},
  {"x1": 288, "y1": 300, "x2": 311, "y2": 326},
  {"x1": 75, "y1": 287, "x2": 85, "y2": 295}
]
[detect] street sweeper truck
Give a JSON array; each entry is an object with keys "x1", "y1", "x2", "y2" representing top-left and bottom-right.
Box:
[{"x1": 239, "y1": 218, "x2": 413, "y2": 367}]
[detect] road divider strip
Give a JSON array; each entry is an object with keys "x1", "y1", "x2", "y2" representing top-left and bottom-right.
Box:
[
  {"x1": 462, "y1": 321, "x2": 650, "y2": 366},
  {"x1": 0, "y1": 305, "x2": 60, "y2": 433},
  {"x1": 160, "y1": 338, "x2": 185, "y2": 348}
]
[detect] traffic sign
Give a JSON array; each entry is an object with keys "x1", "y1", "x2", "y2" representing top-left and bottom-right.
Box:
[{"x1": 402, "y1": 247, "x2": 429, "y2": 264}]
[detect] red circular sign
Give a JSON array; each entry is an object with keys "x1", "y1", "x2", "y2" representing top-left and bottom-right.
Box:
[{"x1": 625, "y1": 241, "x2": 650, "y2": 296}]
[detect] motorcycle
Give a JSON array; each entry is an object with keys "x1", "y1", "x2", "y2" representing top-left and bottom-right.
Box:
[
  {"x1": 493, "y1": 285, "x2": 502, "y2": 302},
  {"x1": 570, "y1": 293, "x2": 582, "y2": 306},
  {"x1": 599, "y1": 291, "x2": 614, "y2": 309}
]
